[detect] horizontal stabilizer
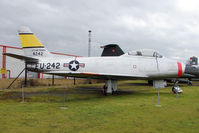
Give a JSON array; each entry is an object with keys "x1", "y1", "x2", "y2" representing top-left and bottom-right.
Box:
[{"x1": 3, "y1": 53, "x2": 38, "y2": 63}]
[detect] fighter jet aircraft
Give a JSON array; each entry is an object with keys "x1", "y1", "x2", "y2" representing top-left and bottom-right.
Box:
[{"x1": 4, "y1": 26, "x2": 185, "y2": 94}]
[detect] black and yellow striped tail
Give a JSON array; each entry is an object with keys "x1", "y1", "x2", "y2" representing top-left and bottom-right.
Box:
[
  {"x1": 18, "y1": 26, "x2": 44, "y2": 48},
  {"x1": 18, "y1": 26, "x2": 51, "y2": 58}
]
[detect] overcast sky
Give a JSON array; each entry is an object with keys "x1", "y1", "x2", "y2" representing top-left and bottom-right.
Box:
[{"x1": 1, "y1": 0, "x2": 199, "y2": 60}]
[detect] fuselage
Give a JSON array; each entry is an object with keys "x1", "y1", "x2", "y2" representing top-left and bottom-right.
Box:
[
  {"x1": 4, "y1": 26, "x2": 186, "y2": 94},
  {"x1": 27, "y1": 55, "x2": 185, "y2": 80}
]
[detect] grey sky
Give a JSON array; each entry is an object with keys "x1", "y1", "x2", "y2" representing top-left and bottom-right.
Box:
[{"x1": 0, "y1": 0, "x2": 199, "y2": 60}]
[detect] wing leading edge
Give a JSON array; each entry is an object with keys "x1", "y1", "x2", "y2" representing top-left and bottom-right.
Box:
[{"x1": 44, "y1": 71, "x2": 148, "y2": 80}]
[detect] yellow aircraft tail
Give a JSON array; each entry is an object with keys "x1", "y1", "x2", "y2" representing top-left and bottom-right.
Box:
[
  {"x1": 18, "y1": 26, "x2": 43, "y2": 48},
  {"x1": 18, "y1": 26, "x2": 51, "y2": 58}
]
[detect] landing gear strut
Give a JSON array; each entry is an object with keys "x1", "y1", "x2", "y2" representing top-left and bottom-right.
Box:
[{"x1": 102, "y1": 80, "x2": 117, "y2": 96}]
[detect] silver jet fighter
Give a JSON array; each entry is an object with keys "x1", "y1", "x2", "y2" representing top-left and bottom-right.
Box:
[{"x1": 4, "y1": 27, "x2": 185, "y2": 94}]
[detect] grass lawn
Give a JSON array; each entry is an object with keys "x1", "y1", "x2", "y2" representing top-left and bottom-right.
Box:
[{"x1": 0, "y1": 80, "x2": 199, "y2": 133}]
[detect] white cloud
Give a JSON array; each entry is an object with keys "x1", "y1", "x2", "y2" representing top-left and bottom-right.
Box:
[
  {"x1": 120, "y1": 15, "x2": 147, "y2": 29},
  {"x1": 147, "y1": 13, "x2": 173, "y2": 30},
  {"x1": 176, "y1": 0, "x2": 199, "y2": 13}
]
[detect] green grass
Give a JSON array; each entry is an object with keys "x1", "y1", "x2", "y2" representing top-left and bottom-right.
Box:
[{"x1": 0, "y1": 80, "x2": 199, "y2": 133}]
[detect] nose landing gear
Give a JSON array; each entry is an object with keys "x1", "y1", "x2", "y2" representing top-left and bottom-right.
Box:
[{"x1": 102, "y1": 80, "x2": 117, "y2": 96}]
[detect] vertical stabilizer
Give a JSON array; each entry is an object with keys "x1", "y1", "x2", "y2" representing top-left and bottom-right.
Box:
[
  {"x1": 18, "y1": 26, "x2": 51, "y2": 58},
  {"x1": 101, "y1": 44, "x2": 124, "y2": 56}
]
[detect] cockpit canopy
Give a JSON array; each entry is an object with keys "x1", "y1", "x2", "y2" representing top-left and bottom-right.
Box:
[{"x1": 123, "y1": 49, "x2": 163, "y2": 58}]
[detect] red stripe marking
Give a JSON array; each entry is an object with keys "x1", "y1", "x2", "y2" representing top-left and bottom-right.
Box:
[
  {"x1": 0, "y1": 45, "x2": 22, "y2": 49},
  {"x1": 82, "y1": 72, "x2": 100, "y2": 75},
  {"x1": 177, "y1": 62, "x2": 182, "y2": 77},
  {"x1": 50, "y1": 52, "x2": 82, "y2": 57},
  {"x1": 38, "y1": 73, "x2": 40, "y2": 79},
  {"x1": 0, "y1": 45, "x2": 81, "y2": 57},
  {"x1": 2, "y1": 46, "x2": 6, "y2": 78}
]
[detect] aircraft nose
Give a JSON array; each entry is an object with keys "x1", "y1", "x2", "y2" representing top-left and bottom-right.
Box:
[{"x1": 177, "y1": 61, "x2": 184, "y2": 77}]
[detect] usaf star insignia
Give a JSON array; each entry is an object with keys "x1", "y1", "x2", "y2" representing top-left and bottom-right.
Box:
[
  {"x1": 69, "y1": 60, "x2": 79, "y2": 71},
  {"x1": 63, "y1": 60, "x2": 85, "y2": 71}
]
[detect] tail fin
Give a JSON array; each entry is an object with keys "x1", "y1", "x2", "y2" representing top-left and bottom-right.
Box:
[
  {"x1": 18, "y1": 26, "x2": 51, "y2": 58},
  {"x1": 100, "y1": 44, "x2": 124, "y2": 56}
]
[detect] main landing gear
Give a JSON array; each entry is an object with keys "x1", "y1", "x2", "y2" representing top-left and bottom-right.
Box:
[{"x1": 102, "y1": 80, "x2": 117, "y2": 96}]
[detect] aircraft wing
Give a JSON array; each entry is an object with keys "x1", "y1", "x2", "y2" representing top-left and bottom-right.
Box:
[
  {"x1": 44, "y1": 71, "x2": 148, "y2": 80},
  {"x1": 3, "y1": 53, "x2": 38, "y2": 63}
]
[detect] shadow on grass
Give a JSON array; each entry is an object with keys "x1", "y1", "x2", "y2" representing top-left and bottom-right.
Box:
[{"x1": 0, "y1": 85, "x2": 172, "y2": 103}]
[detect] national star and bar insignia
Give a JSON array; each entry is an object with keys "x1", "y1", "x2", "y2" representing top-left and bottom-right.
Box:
[{"x1": 63, "y1": 60, "x2": 85, "y2": 71}]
